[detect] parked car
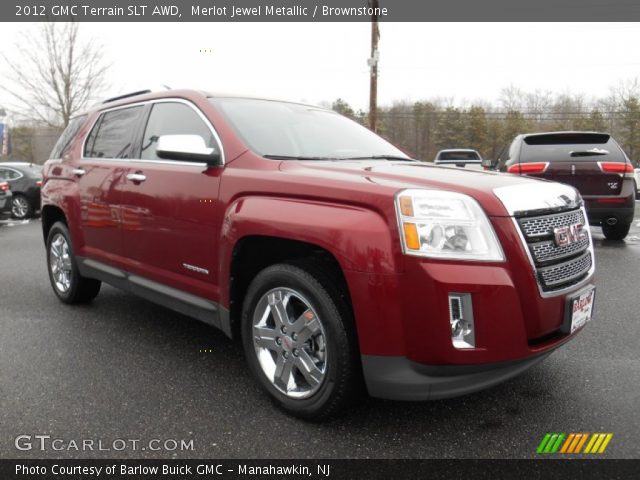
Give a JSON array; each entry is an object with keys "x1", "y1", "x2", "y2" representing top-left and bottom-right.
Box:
[
  {"x1": 42, "y1": 90, "x2": 596, "y2": 419},
  {"x1": 434, "y1": 149, "x2": 484, "y2": 169},
  {"x1": 0, "y1": 181, "x2": 12, "y2": 218},
  {"x1": 496, "y1": 132, "x2": 636, "y2": 240},
  {"x1": 634, "y1": 168, "x2": 640, "y2": 199},
  {"x1": 0, "y1": 162, "x2": 43, "y2": 219}
]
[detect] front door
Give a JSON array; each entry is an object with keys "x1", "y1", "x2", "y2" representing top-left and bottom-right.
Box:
[{"x1": 118, "y1": 100, "x2": 224, "y2": 301}]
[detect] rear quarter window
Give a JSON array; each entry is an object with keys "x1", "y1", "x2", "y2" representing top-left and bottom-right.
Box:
[
  {"x1": 0, "y1": 168, "x2": 22, "y2": 180},
  {"x1": 438, "y1": 151, "x2": 480, "y2": 161},
  {"x1": 50, "y1": 115, "x2": 87, "y2": 159}
]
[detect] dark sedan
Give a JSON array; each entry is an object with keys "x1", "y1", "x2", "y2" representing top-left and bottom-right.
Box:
[{"x1": 0, "y1": 162, "x2": 42, "y2": 219}]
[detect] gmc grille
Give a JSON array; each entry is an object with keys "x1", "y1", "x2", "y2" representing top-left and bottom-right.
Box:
[{"x1": 516, "y1": 208, "x2": 593, "y2": 292}]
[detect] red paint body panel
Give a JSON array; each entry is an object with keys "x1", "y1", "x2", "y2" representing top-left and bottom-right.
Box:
[{"x1": 41, "y1": 90, "x2": 591, "y2": 370}]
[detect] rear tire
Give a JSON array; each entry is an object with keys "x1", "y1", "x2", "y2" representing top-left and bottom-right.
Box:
[
  {"x1": 46, "y1": 221, "x2": 101, "y2": 304},
  {"x1": 11, "y1": 194, "x2": 33, "y2": 219},
  {"x1": 602, "y1": 221, "x2": 631, "y2": 241},
  {"x1": 241, "y1": 261, "x2": 362, "y2": 420}
]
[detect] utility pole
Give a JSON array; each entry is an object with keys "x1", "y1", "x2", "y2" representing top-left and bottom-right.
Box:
[{"x1": 368, "y1": 0, "x2": 380, "y2": 132}]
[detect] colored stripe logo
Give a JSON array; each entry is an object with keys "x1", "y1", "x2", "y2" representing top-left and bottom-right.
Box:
[{"x1": 537, "y1": 433, "x2": 613, "y2": 454}]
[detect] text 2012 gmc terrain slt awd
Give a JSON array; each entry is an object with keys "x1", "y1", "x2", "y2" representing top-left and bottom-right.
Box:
[{"x1": 41, "y1": 90, "x2": 596, "y2": 419}]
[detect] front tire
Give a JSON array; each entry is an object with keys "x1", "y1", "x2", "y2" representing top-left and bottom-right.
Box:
[
  {"x1": 241, "y1": 261, "x2": 361, "y2": 420},
  {"x1": 46, "y1": 221, "x2": 101, "y2": 304},
  {"x1": 602, "y1": 220, "x2": 631, "y2": 241}
]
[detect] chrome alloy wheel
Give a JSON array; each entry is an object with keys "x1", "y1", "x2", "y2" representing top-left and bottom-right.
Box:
[
  {"x1": 49, "y1": 233, "x2": 73, "y2": 293},
  {"x1": 252, "y1": 287, "x2": 327, "y2": 399},
  {"x1": 12, "y1": 196, "x2": 29, "y2": 219}
]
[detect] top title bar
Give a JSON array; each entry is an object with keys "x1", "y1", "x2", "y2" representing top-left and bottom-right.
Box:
[{"x1": 4, "y1": 0, "x2": 640, "y2": 22}]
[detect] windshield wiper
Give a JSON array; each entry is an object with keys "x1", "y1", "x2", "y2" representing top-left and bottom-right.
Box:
[
  {"x1": 570, "y1": 148, "x2": 609, "y2": 157},
  {"x1": 263, "y1": 154, "x2": 339, "y2": 160},
  {"x1": 341, "y1": 155, "x2": 416, "y2": 162}
]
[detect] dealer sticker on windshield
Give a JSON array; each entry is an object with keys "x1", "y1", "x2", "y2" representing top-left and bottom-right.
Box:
[{"x1": 570, "y1": 286, "x2": 595, "y2": 333}]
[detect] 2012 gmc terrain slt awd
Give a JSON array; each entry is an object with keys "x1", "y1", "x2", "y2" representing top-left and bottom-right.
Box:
[{"x1": 41, "y1": 90, "x2": 596, "y2": 418}]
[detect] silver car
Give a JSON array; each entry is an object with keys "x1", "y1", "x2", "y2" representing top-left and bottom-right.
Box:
[{"x1": 434, "y1": 149, "x2": 484, "y2": 170}]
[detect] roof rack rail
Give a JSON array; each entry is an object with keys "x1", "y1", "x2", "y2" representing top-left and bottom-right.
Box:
[{"x1": 102, "y1": 90, "x2": 152, "y2": 104}]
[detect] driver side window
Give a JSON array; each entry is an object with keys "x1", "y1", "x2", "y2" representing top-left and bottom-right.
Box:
[{"x1": 141, "y1": 102, "x2": 217, "y2": 161}]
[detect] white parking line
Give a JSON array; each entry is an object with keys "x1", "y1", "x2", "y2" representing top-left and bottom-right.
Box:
[{"x1": 0, "y1": 219, "x2": 31, "y2": 227}]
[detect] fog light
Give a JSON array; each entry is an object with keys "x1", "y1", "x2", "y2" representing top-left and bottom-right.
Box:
[{"x1": 449, "y1": 293, "x2": 475, "y2": 349}]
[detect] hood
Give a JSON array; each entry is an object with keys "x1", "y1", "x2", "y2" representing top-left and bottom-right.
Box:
[{"x1": 279, "y1": 160, "x2": 581, "y2": 217}]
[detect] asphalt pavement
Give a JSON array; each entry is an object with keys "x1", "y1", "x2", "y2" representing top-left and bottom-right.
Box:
[{"x1": 1, "y1": 208, "x2": 639, "y2": 459}]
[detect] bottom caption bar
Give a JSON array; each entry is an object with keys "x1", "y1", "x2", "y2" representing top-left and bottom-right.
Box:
[{"x1": 1, "y1": 459, "x2": 638, "y2": 479}]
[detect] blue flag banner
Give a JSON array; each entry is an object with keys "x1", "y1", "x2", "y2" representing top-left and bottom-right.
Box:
[{"x1": 0, "y1": 123, "x2": 10, "y2": 156}]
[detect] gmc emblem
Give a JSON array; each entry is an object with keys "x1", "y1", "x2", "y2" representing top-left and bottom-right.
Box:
[{"x1": 553, "y1": 223, "x2": 587, "y2": 247}]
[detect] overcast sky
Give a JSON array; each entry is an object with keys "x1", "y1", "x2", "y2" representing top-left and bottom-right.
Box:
[{"x1": 1, "y1": 22, "x2": 640, "y2": 114}]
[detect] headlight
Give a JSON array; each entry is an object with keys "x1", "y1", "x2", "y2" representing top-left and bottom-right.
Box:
[{"x1": 395, "y1": 189, "x2": 504, "y2": 261}]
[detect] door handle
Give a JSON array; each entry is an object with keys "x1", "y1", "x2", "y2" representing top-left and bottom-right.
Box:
[
  {"x1": 71, "y1": 168, "x2": 86, "y2": 177},
  {"x1": 126, "y1": 173, "x2": 146, "y2": 183}
]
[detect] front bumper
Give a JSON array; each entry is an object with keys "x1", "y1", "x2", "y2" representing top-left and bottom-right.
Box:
[
  {"x1": 362, "y1": 351, "x2": 552, "y2": 401},
  {"x1": 344, "y1": 216, "x2": 591, "y2": 397}
]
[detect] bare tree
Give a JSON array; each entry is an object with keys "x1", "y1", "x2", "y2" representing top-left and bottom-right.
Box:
[
  {"x1": 1, "y1": 23, "x2": 110, "y2": 127},
  {"x1": 498, "y1": 85, "x2": 525, "y2": 111}
]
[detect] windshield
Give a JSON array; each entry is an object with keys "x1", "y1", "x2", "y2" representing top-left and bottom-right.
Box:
[
  {"x1": 437, "y1": 151, "x2": 480, "y2": 161},
  {"x1": 210, "y1": 98, "x2": 409, "y2": 160}
]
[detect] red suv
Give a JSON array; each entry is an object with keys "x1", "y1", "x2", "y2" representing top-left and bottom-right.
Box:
[
  {"x1": 497, "y1": 131, "x2": 636, "y2": 240},
  {"x1": 42, "y1": 90, "x2": 596, "y2": 418}
]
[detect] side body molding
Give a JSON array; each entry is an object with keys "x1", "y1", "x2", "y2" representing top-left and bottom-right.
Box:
[{"x1": 77, "y1": 257, "x2": 232, "y2": 337}]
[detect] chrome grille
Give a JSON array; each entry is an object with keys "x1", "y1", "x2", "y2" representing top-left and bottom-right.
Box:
[
  {"x1": 515, "y1": 208, "x2": 593, "y2": 293},
  {"x1": 538, "y1": 251, "x2": 592, "y2": 289},
  {"x1": 519, "y1": 209, "x2": 585, "y2": 239},
  {"x1": 530, "y1": 235, "x2": 590, "y2": 264}
]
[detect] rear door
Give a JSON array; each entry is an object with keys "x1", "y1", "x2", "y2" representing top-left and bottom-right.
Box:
[
  {"x1": 75, "y1": 106, "x2": 144, "y2": 263},
  {"x1": 118, "y1": 99, "x2": 225, "y2": 301}
]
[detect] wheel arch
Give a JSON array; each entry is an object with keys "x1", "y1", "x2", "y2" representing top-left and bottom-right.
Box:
[
  {"x1": 41, "y1": 205, "x2": 68, "y2": 243},
  {"x1": 218, "y1": 195, "x2": 399, "y2": 338},
  {"x1": 226, "y1": 235, "x2": 354, "y2": 340}
]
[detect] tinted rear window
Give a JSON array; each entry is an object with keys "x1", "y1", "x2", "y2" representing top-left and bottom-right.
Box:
[
  {"x1": 438, "y1": 151, "x2": 480, "y2": 161},
  {"x1": 524, "y1": 133, "x2": 610, "y2": 145},
  {"x1": 521, "y1": 133, "x2": 625, "y2": 163},
  {"x1": 85, "y1": 106, "x2": 143, "y2": 159}
]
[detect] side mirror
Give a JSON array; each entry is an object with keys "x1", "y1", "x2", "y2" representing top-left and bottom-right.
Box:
[
  {"x1": 156, "y1": 135, "x2": 221, "y2": 166},
  {"x1": 481, "y1": 159, "x2": 495, "y2": 169}
]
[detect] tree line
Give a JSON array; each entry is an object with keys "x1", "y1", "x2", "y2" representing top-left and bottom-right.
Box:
[
  {"x1": 330, "y1": 83, "x2": 640, "y2": 165},
  {"x1": 3, "y1": 24, "x2": 640, "y2": 168}
]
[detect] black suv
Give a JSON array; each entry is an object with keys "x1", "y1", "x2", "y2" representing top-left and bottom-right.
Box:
[{"x1": 495, "y1": 132, "x2": 636, "y2": 240}]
